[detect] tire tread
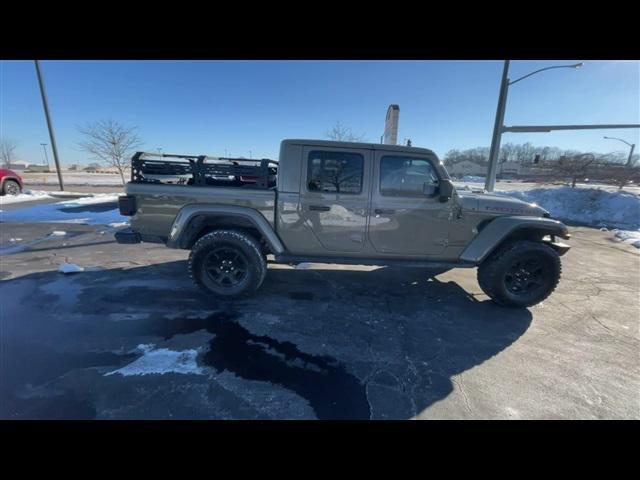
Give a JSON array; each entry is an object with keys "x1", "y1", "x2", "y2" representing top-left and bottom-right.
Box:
[
  {"x1": 188, "y1": 229, "x2": 267, "y2": 297},
  {"x1": 477, "y1": 240, "x2": 562, "y2": 307}
]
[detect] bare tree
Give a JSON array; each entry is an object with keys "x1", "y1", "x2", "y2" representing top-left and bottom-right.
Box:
[
  {"x1": 591, "y1": 156, "x2": 640, "y2": 189},
  {"x1": 607, "y1": 166, "x2": 640, "y2": 189},
  {"x1": 77, "y1": 119, "x2": 143, "y2": 185},
  {"x1": 325, "y1": 121, "x2": 365, "y2": 142},
  {"x1": 553, "y1": 153, "x2": 596, "y2": 188},
  {"x1": 0, "y1": 138, "x2": 19, "y2": 168}
]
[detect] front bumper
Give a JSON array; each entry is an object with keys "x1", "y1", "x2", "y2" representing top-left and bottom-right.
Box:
[
  {"x1": 547, "y1": 240, "x2": 571, "y2": 256},
  {"x1": 115, "y1": 228, "x2": 141, "y2": 244}
]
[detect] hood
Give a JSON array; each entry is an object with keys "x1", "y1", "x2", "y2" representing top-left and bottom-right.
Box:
[{"x1": 456, "y1": 188, "x2": 549, "y2": 217}]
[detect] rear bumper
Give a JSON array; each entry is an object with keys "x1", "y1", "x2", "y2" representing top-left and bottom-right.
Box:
[{"x1": 115, "y1": 228, "x2": 141, "y2": 244}]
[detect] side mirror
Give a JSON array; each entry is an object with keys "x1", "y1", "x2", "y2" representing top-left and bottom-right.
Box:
[
  {"x1": 422, "y1": 182, "x2": 438, "y2": 197},
  {"x1": 438, "y1": 179, "x2": 454, "y2": 203}
]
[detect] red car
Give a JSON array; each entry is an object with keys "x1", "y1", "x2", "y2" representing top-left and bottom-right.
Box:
[{"x1": 0, "y1": 168, "x2": 23, "y2": 195}]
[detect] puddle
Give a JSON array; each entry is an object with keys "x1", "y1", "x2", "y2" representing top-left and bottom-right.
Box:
[
  {"x1": 147, "y1": 312, "x2": 371, "y2": 420},
  {"x1": 58, "y1": 202, "x2": 118, "y2": 213},
  {"x1": 0, "y1": 201, "x2": 124, "y2": 225}
]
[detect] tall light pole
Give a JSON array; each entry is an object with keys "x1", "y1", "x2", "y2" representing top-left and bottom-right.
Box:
[
  {"x1": 40, "y1": 143, "x2": 49, "y2": 168},
  {"x1": 603, "y1": 136, "x2": 636, "y2": 167},
  {"x1": 485, "y1": 61, "x2": 584, "y2": 191},
  {"x1": 34, "y1": 60, "x2": 64, "y2": 191}
]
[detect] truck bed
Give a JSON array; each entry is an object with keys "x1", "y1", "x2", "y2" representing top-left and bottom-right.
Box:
[{"x1": 126, "y1": 152, "x2": 278, "y2": 240}]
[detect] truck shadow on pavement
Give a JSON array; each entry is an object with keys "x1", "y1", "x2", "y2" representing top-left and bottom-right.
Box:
[{"x1": 0, "y1": 260, "x2": 532, "y2": 419}]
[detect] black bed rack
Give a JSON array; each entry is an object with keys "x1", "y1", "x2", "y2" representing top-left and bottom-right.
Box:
[{"x1": 130, "y1": 151, "x2": 278, "y2": 188}]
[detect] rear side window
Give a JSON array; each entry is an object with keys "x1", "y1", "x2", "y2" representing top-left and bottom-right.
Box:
[
  {"x1": 307, "y1": 150, "x2": 364, "y2": 194},
  {"x1": 380, "y1": 156, "x2": 439, "y2": 197}
]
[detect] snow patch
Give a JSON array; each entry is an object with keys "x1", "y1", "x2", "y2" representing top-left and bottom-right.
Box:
[
  {"x1": 58, "y1": 193, "x2": 121, "y2": 206},
  {"x1": 612, "y1": 229, "x2": 640, "y2": 249},
  {"x1": 460, "y1": 175, "x2": 485, "y2": 182},
  {"x1": 1, "y1": 194, "x2": 126, "y2": 225},
  {"x1": 107, "y1": 221, "x2": 129, "y2": 228},
  {"x1": 499, "y1": 187, "x2": 640, "y2": 230},
  {"x1": 0, "y1": 190, "x2": 52, "y2": 205},
  {"x1": 50, "y1": 230, "x2": 67, "y2": 236},
  {"x1": 105, "y1": 344, "x2": 204, "y2": 376},
  {"x1": 58, "y1": 263, "x2": 85, "y2": 274}
]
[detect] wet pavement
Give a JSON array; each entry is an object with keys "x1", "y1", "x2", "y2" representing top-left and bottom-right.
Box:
[{"x1": 0, "y1": 210, "x2": 638, "y2": 419}]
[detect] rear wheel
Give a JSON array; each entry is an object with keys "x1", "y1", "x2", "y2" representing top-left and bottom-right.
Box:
[
  {"x1": 477, "y1": 240, "x2": 561, "y2": 308},
  {"x1": 2, "y1": 180, "x2": 21, "y2": 196},
  {"x1": 188, "y1": 230, "x2": 266, "y2": 297}
]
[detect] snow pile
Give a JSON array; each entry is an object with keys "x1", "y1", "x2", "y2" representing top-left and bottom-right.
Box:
[
  {"x1": 58, "y1": 263, "x2": 85, "y2": 274},
  {"x1": 500, "y1": 187, "x2": 640, "y2": 230},
  {"x1": 50, "y1": 230, "x2": 67, "y2": 236},
  {"x1": 613, "y1": 230, "x2": 640, "y2": 249},
  {"x1": 0, "y1": 190, "x2": 52, "y2": 205},
  {"x1": 105, "y1": 344, "x2": 204, "y2": 377},
  {"x1": 108, "y1": 221, "x2": 129, "y2": 228},
  {"x1": 58, "y1": 193, "x2": 121, "y2": 206}
]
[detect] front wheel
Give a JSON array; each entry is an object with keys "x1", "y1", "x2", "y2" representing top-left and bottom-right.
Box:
[
  {"x1": 188, "y1": 230, "x2": 267, "y2": 297},
  {"x1": 477, "y1": 240, "x2": 561, "y2": 308},
  {"x1": 2, "y1": 179, "x2": 21, "y2": 196}
]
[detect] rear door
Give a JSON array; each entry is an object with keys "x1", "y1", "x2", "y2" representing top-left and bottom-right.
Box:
[
  {"x1": 368, "y1": 152, "x2": 453, "y2": 256},
  {"x1": 298, "y1": 146, "x2": 371, "y2": 253}
]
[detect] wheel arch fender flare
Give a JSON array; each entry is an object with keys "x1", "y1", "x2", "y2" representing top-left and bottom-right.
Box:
[
  {"x1": 167, "y1": 203, "x2": 286, "y2": 254},
  {"x1": 460, "y1": 216, "x2": 570, "y2": 264}
]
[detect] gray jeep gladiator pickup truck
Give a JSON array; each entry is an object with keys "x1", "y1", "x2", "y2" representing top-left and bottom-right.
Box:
[{"x1": 116, "y1": 139, "x2": 570, "y2": 307}]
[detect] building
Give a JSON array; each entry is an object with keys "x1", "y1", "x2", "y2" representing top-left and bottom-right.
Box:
[
  {"x1": 447, "y1": 160, "x2": 486, "y2": 177},
  {"x1": 382, "y1": 105, "x2": 400, "y2": 145},
  {"x1": 25, "y1": 164, "x2": 50, "y2": 173},
  {"x1": 6, "y1": 160, "x2": 31, "y2": 171},
  {"x1": 497, "y1": 161, "x2": 523, "y2": 177}
]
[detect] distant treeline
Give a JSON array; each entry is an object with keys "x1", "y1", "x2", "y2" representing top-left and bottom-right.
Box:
[{"x1": 444, "y1": 142, "x2": 638, "y2": 166}]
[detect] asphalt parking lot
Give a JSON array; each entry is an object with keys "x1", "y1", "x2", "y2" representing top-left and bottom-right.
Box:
[{"x1": 0, "y1": 215, "x2": 638, "y2": 419}]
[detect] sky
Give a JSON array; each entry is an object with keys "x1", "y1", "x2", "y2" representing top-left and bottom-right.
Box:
[{"x1": 0, "y1": 60, "x2": 638, "y2": 166}]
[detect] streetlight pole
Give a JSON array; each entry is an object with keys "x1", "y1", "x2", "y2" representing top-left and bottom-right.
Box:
[
  {"x1": 603, "y1": 136, "x2": 636, "y2": 167},
  {"x1": 40, "y1": 143, "x2": 49, "y2": 168},
  {"x1": 484, "y1": 61, "x2": 584, "y2": 191},
  {"x1": 485, "y1": 61, "x2": 510, "y2": 192},
  {"x1": 34, "y1": 60, "x2": 64, "y2": 191}
]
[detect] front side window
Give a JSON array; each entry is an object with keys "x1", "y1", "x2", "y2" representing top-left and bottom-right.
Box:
[
  {"x1": 307, "y1": 150, "x2": 364, "y2": 194},
  {"x1": 380, "y1": 156, "x2": 439, "y2": 197}
]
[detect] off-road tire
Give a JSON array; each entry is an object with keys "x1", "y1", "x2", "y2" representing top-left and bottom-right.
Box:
[
  {"x1": 477, "y1": 240, "x2": 561, "y2": 308},
  {"x1": 188, "y1": 229, "x2": 267, "y2": 297},
  {"x1": 2, "y1": 180, "x2": 21, "y2": 196}
]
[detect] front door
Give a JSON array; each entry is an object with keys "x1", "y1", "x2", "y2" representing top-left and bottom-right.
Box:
[
  {"x1": 298, "y1": 146, "x2": 371, "y2": 253},
  {"x1": 368, "y1": 152, "x2": 453, "y2": 257}
]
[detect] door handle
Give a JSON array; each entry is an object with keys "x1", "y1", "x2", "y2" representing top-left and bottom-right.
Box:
[
  {"x1": 374, "y1": 208, "x2": 396, "y2": 214},
  {"x1": 308, "y1": 205, "x2": 331, "y2": 211}
]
